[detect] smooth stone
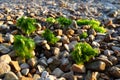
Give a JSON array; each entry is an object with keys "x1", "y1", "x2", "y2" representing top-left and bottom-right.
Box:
[
  {"x1": 92, "y1": 41, "x2": 100, "y2": 47},
  {"x1": 28, "y1": 57, "x2": 38, "y2": 67},
  {"x1": 0, "y1": 44, "x2": 10, "y2": 54},
  {"x1": 47, "y1": 58, "x2": 53, "y2": 64},
  {"x1": 44, "y1": 43, "x2": 50, "y2": 50},
  {"x1": 10, "y1": 61, "x2": 21, "y2": 72},
  {"x1": 53, "y1": 47, "x2": 60, "y2": 57},
  {"x1": 108, "y1": 56, "x2": 118, "y2": 65},
  {"x1": 4, "y1": 71, "x2": 18, "y2": 80},
  {"x1": 41, "y1": 71, "x2": 49, "y2": 79},
  {"x1": 52, "y1": 68, "x2": 64, "y2": 77},
  {"x1": 86, "y1": 61, "x2": 106, "y2": 71},
  {"x1": 0, "y1": 54, "x2": 11, "y2": 64},
  {"x1": 68, "y1": 40, "x2": 78, "y2": 50},
  {"x1": 0, "y1": 62, "x2": 11, "y2": 77},
  {"x1": 104, "y1": 49, "x2": 114, "y2": 56},
  {"x1": 108, "y1": 66, "x2": 120, "y2": 78},
  {"x1": 64, "y1": 44, "x2": 70, "y2": 51},
  {"x1": 21, "y1": 68, "x2": 29, "y2": 75},
  {"x1": 112, "y1": 46, "x2": 120, "y2": 51},
  {"x1": 20, "y1": 63, "x2": 30, "y2": 69},
  {"x1": 37, "y1": 65, "x2": 45, "y2": 73},
  {"x1": 85, "y1": 71, "x2": 98, "y2": 80},
  {"x1": 71, "y1": 64, "x2": 86, "y2": 73},
  {"x1": 33, "y1": 74, "x2": 41, "y2": 80},
  {"x1": 38, "y1": 58, "x2": 48, "y2": 67},
  {"x1": 61, "y1": 36, "x2": 70, "y2": 44}
]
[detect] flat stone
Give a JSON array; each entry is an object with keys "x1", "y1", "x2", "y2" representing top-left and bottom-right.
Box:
[
  {"x1": 52, "y1": 68, "x2": 64, "y2": 77},
  {"x1": 0, "y1": 62, "x2": 11, "y2": 77},
  {"x1": 71, "y1": 64, "x2": 86, "y2": 73},
  {"x1": 0, "y1": 54, "x2": 11, "y2": 64},
  {"x1": 10, "y1": 61, "x2": 21, "y2": 72},
  {"x1": 112, "y1": 46, "x2": 120, "y2": 51},
  {"x1": 0, "y1": 44, "x2": 10, "y2": 54},
  {"x1": 86, "y1": 61, "x2": 106, "y2": 71},
  {"x1": 21, "y1": 68, "x2": 29, "y2": 75},
  {"x1": 4, "y1": 71, "x2": 18, "y2": 80},
  {"x1": 20, "y1": 63, "x2": 30, "y2": 69},
  {"x1": 104, "y1": 49, "x2": 114, "y2": 56}
]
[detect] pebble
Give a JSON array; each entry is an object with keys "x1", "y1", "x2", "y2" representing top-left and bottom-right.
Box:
[
  {"x1": 52, "y1": 68, "x2": 64, "y2": 77},
  {"x1": 107, "y1": 10, "x2": 118, "y2": 17},
  {"x1": 28, "y1": 57, "x2": 38, "y2": 67},
  {"x1": 20, "y1": 63, "x2": 30, "y2": 69},
  {"x1": 5, "y1": 33, "x2": 14, "y2": 43},
  {"x1": 0, "y1": 44, "x2": 11, "y2": 54},
  {"x1": 86, "y1": 60, "x2": 106, "y2": 71},
  {"x1": 10, "y1": 61, "x2": 21, "y2": 72},
  {"x1": 104, "y1": 49, "x2": 114, "y2": 56},
  {"x1": 33, "y1": 74, "x2": 41, "y2": 80},
  {"x1": 85, "y1": 71, "x2": 98, "y2": 80},
  {"x1": 4, "y1": 71, "x2": 18, "y2": 80},
  {"x1": 71, "y1": 64, "x2": 86, "y2": 73},
  {"x1": 37, "y1": 65, "x2": 45, "y2": 73},
  {"x1": 108, "y1": 56, "x2": 118, "y2": 65},
  {"x1": 21, "y1": 68, "x2": 29, "y2": 75},
  {"x1": 0, "y1": 54, "x2": 11, "y2": 64},
  {"x1": 0, "y1": 62, "x2": 11, "y2": 77},
  {"x1": 53, "y1": 47, "x2": 60, "y2": 56},
  {"x1": 41, "y1": 71, "x2": 49, "y2": 79},
  {"x1": 68, "y1": 40, "x2": 78, "y2": 50},
  {"x1": 38, "y1": 58, "x2": 48, "y2": 67},
  {"x1": 112, "y1": 46, "x2": 120, "y2": 51},
  {"x1": 108, "y1": 66, "x2": 120, "y2": 78}
]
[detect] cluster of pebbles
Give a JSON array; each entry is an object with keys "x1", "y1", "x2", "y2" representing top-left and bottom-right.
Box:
[{"x1": 0, "y1": 0, "x2": 120, "y2": 80}]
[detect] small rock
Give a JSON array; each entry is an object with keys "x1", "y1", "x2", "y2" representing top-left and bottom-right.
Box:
[
  {"x1": 38, "y1": 58, "x2": 48, "y2": 67},
  {"x1": 108, "y1": 66, "x2": 120, "y2": 78},
  {"x1": 66, "y1": 29, "x2": 74, "y2": 35},
  {"x1": 55, "y1": 29, "x2": 63, "y2": 36},
  {"x1": 0, "y1": 54, "x2": 11, "y2": 64},
  {"x1": 16, "y1": 72, "x2": 22, "y2": 78},
  {"x1": 35, "y1": 23, "x2": 42, "y2": 31},
  {"x1": 5, "y1": 33, "x2": 14, "y2": 43},
  {"x1": 41, "y1": 71, "x2": 49, "y2": 78},
  {"x1": 61, "y1": 35, "x2": 70, "y2": 44},
  {"x1": 86, "y1": 61, "x2": 106, "y2": 71},
  {"x1": 108, "y1": 56, "x2": 118, "y2": 65},
  {"x1": 33, "y1": 74, "x2": 40, "y2": 80},
  {"x1": 20, "y1": 63, "x2": 30, "y2": 69},
  {"x1": 21, "y1": 68, "x2": 29, "y2": 75},
  {"x1": 0, "y1": 34, "x2": 4, "y2": 43},
  {"x1": 10, "y1": 61, "x2": 21, "y2": 72},
  {"x1": 104, "y1": 49, "x2": 114, "y2": 56},
  {"x1": 0, "y1": 44, "x2": 11, "y2": 54},
  {"x1": 112, "y1": 46, "x2": 120, "y2": 51},
  {"x1": 107, "y1": 10, "x2": 118, "y2": 17},
  {"x1": 62, "y1": 71, "x2": 74, "y2": 80},
  {"x1": 68, "y1": 40, "x2": 78, "y2": 50},
  {"x1": 53, "y1": 47, "x2": 60, "y2": 56},
  {"x1": 64, "y1": 44, "x2": 70, "y2": 51},
  {"x1": 71, "y1": 64, "x2": 86, "y2": 73},
  {"x1": 4, "y1": 71, "x2": 18, "y2": 80},
  {"x1": 0, "y1": 21, "x2": 4, "y2": 26},
  {"x1": 44, "y1": 43, "x2": 50, "y2": 50},
  {"x1": 37, "y1": 65, "x2": 45, "y2": 73},
  {"x1": 89, "y1": 35, "x2": 95, "y2": 41},
  {"x1": 20, "y1": 76, "x2": 33, "y2": 80},
  {"x1": 28, "y1": 57, "x2": 38, "y2": 67},
  {"x1": 92, "y1": 41, "x2": 100, "y2": 47},
  {"x1": 85, "y1": 71, "x2": 98, "y2": 80},
  {"x1": 47, "y1": 58, "x2": 53, "y2": 64},
  {"x1": 45, "y1": 75, "x2": 57, "y2": 80},
  {"x1": 71, "y1": 20, "x2": 78, "y2": 28},
  {"x1": 0, "y1": 62, "x2": 11, "y2": 77},
  {"x1": 52, "y1": 68, "x2": 64, "y2": 77}
]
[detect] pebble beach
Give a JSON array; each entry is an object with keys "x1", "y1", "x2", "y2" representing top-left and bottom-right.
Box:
[{"x1": 0, "y1": 0, "x2": 120, "y2": 80}]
